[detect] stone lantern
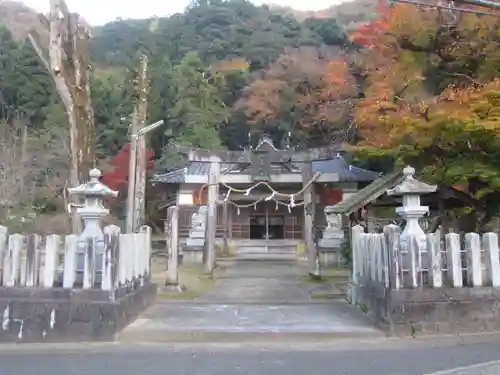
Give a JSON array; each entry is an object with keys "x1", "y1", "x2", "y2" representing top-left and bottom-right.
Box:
[
  {"x1": 386, "y1": 166, "x2": 437, "y2": 286},
  {"x1": 387, "y1": 166, "x2": 437, "y2": 238},
  {"x1": 67, "y1": 168, "x2": 118, "y2": 284},
  {"x1": 68, "y1": 168, "x2": 119, "y2": 237}
]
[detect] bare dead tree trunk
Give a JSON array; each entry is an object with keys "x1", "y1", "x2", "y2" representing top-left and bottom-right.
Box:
[{"x1": 28, "y1": 0, "x2": 95, "y2": 233}]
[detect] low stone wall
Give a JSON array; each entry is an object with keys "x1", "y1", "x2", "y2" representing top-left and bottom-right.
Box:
[
  {"x1": 351, "y1": 284, "x2": 500, "y2": 336},
  {"x1": 389, "y1": 288, "x2": 500, "y2": 335},
  {"x1": 349, "y1": 280, "x2": 390, "y2": 329},
  {"x1": 0, "y1": 283, "x2": 157, "y2": 342}
]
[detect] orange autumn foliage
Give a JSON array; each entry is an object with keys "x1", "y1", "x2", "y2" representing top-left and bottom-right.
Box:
[
  {"x1": 347, "y1": 1, "x2": 500, "y2": 203},
  {"x1": 324, "y1": 58, "x2": 357, "y2": 98},
  {"x1": 351, "y1": 3, "x2": 440, "y2": 148},
  {"x1": 236, "y1": 47, "x2": 360, "y2": 143},
  {"x1": 211, "y1": 58, "x2": 249, "y2": 72},
  {"x1": 349, "y1": 0, "x2": 391, "y2": 47},
  {"x1": 238, "y1": 78, "x2": 288, "y2": 124},
  {"x1": 354, "y1": 77, "x2": 500, "y2": 161}
]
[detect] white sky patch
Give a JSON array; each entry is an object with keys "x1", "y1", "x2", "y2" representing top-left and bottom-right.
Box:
[{"x1": 20, "y1": 0, "x2": 347, "y2": 25}]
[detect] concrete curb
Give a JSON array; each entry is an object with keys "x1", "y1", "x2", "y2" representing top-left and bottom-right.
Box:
[
  {"x1": 186, "y1": 300, "x2": 347, "y2": 305},
  {"x1": 117, "y1": 330, "x2": 385, "y2": 343},
  {"x1": 116, "y1": 328, "x2": 500, "y2": 345},
  {"x1": 1, "y1": 331, "x2": 500, "y2": 353}
]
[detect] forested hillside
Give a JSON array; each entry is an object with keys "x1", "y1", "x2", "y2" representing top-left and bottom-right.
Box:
[
  {"x1": 0, "y1": 0, "x2": 355, "y2": 230},
  {"x1": 2, "y1": 0, "x2": 500, "y2": 232},
  {"x1": 0, "y1": 0, "x2": 354, "y2": 158}
]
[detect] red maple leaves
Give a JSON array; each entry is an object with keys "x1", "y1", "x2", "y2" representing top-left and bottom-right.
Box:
[
  {"x1": 350, "y1": 0, "x2": 391, "y2": 47},
  {"x1": 101, "y1": 143, "x2": 155, "y2": 195}
]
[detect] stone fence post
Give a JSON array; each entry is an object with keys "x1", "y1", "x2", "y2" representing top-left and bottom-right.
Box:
[{"x1": 165, "y1": 206, "x2": 180, "y2": 288}]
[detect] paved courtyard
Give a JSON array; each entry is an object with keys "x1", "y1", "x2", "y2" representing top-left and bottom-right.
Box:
[
  {"x1": 197, "y1": 259, "x2": 312, "y2": 303},
  {"x1": 120, "y1": 260, "x2": 380, "y2": 341}
]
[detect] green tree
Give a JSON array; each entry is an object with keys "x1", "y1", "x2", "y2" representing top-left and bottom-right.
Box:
[
  {"x1": 90, "y1": 0, "x2": 322, "y2": 69},
  {"x1": 11, "y1": 42, "x2": 54, "y2": 125},
  {"x1": 0, "y1": 27, "x2": 54, "y2": 125},
  {"x1": 0, "y1": 27, "x2": 23, "y2": 121},
  {"x1": 159, "y1": 52, "x2": 228, "y2": 169},
  {"x1": 91, "y1": 67, "x2": 132, "y2": 157},
  {"x1": 303, "y1": 18, "x2": 350, "y2": 47}
]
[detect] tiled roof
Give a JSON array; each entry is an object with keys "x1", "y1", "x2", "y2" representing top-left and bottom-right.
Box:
[
  {"x1": 153, "y1": 168, "x2": 185, "y2": 184},
  {"x1": 152, "y1": 162, "x2": 210, "y2": 183},
  {"x1": 326, "y1": 172, "x2": 404, "y2": 215},
  {"x1": 187, "y1": 162, "x2": 211, "y2": 175},
  {"x1": 312, "y1": 156, "x2": 381, "y2": 182},
  {"x1": 152, "y1": 155, "x2": 380, "y2": 184}
]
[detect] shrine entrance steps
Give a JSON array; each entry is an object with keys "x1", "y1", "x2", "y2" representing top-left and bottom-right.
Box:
[
  {"x1": 233, "y1": 239, "x2": 301, "y2": 261},
  {"x1": 118, "y1": 258, "x2": 382, "y2": 343}
]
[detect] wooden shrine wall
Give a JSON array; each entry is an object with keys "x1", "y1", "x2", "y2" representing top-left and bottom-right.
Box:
[
  {"x1": 172, "y1": 184, "x2": 344, "y2": 241},
  {"x1": 229, "y1": 201, "x2": 303, "y2": 240}
]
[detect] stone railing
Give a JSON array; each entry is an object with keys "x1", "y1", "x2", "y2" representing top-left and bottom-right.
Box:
[
  {"x1": 0, "y1": 169, "x2": 157, "y2": 343},
  {"x1": 0, "y1": 224, "x2": 151, "y2": 293},
  {"x1": 349, "y1": 166, "x2": 500, "y2": 336},
  {"x1": 351, "y1": 225, "x2": 500, "y2": 291}
]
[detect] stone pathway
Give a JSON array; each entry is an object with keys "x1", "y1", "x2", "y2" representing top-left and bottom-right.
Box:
[
  {"x1": 196, "y1": 260, "x2": 310, "y2": 303},
  {"x1": 119, "y1": 259, "x2": 382, "y2": 342}
]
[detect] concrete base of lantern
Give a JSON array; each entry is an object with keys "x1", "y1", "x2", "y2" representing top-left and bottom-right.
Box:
[
  {"x1": 318, "y1": 248, "x2": 344, "y2": 268},
  {"x1": 182, "y1": 246, "x2": 205, "y2": 265},
  {"x1": 161, "y1": 284, "x2": 186, "y2": 293}
]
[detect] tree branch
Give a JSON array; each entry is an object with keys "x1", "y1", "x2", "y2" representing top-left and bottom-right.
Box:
[
  {"x1": 38, "y1": 14, "x2": 50, "y2": 29},
  {"x1": 27, "y1": 33, "x2": 50, "y2": 73},
  {"x1": 387, "y1": 32, "x2": 456, "y2": 62},
  {"x1": 447, "y1": 72, "x2": 484, "y2": 87}
]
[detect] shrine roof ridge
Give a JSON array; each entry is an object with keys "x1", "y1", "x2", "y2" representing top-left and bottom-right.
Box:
[
  {"x1": 168, "y1": 142, "x2": 346, "y2": 162},
  {"x1": 152, "y1": 154, "x2": 380, "y2": 184}
]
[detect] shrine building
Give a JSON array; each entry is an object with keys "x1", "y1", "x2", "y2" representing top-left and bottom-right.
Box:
[{"x1": 152, "y1": 135, "x2": 380, "y2": 247}]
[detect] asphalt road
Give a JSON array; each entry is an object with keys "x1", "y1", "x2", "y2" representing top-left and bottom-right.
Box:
[{"x1": 2, "y1": 338, "x2": 500, "y2": 375}]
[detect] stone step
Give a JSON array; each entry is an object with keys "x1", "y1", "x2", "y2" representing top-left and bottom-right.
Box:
[
  {"x1": 236, "y1": 246, "x2": 297, "y2": 254},
  {"x1": 233, "y1": 239, "x2": 303, "y2": 247},
  {"x1": 234, "y1": 245, "x2": 298, "y2": 261},
  {"x1": 234, "y1": 253, "x2": 298, "y2": 261}
]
